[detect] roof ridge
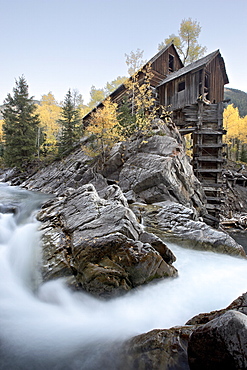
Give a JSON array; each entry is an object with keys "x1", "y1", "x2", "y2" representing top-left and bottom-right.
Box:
[{"x1": 158, "y1": 50, "x2": 222, "y2": 87}]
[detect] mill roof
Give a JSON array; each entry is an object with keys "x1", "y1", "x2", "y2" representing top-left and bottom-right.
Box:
[{"x1": 158, "y1": 50, "x2": 229, "y2": 86}]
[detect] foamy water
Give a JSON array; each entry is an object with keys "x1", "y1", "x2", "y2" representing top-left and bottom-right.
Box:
[{"x1": 0, "y1": 183, "x2": 246, "y2": 369}]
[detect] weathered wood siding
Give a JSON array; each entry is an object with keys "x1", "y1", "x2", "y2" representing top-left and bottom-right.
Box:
[
  {"x1": 206, "y1": 55, "x2": 226, "y2": 103},
  {"x1": 158, "y1": 54, "x2": 226, "y2": 111},
  {"x1": 159, "y1": 72, "x2": 201, "y2": 110},
  {"x1": 151, "y1": 44, "x2": 183, "y2": 77}
]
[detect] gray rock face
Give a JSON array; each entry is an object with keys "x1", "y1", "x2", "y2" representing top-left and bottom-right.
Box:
[
  {"x1": 118, "y1": 326, "x2": 193, "y2": 370},
  {"x1": 143, "y1": 202, "x2": 246, "y2": 257},
  {"x1": 186, "y1": 293, "x2": 247, "y2": 368},
  {"x1": 187, "y1": 292, "x2": 247, "y2": 325},
  {"x1": 115, "y1": 291, "x2": 247, "y2": 370},
  {"x1": 21, "y1": 142, "x2": 108, "y2": 195},
  {"x1": 117, "y1": 134, "x2": 205, "y2": 210},
  {"x1": 37, "y1": 184, "x2": 177, "y2": 297},
  {"x1": 22, "y1": 124, "x2": 205, "y2": 215},
  {"x1": 71, "y1": 232, "x2": 177, "y2": 297},
  {"x1": 188, "y1": 310, "x2": 247, "y2": 370}
]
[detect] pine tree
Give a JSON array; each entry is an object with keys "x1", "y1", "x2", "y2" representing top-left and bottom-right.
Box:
[
  {"x1": 2, "y1": 76, "x2": 40, "y2": 167},
  {"x1": 117, "y1": 97, "x2": 136, "y2": 138},
  {"x1": 58, "y1": 89, "x2": 82, "y2": 156}
]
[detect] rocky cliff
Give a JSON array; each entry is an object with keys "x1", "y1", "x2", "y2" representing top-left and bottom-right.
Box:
[{"x1": 20, "y1": 120, "x2": 244, "y2": 262}]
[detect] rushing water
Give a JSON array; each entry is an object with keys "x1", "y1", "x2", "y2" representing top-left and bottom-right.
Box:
[{"x1": 0, "y1": 183, "x2": 247, "y2": 369}]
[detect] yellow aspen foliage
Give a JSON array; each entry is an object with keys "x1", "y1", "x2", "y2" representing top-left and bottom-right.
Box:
[
  {"x1": 223, "y1": 104, "x2": 247, "y2": 161},
  {"x1": 124, "y1": 62, "x2": 158, "y2": 132},
  {"x1": 85, "y1": 97, "x2": 123, "y2": 161},
  {"x1": 0, "y1": 119, "x2": 4, "y2": 142},
  {"x1": 36, "y1": 93, "x2": 61, "y2": 154},
  {"x1": 238, "y1": 115, "x2": 247, "y2": 144},
  {"x1": 223, "y1": 104, "x2": 247, "y2": 143},
  {"x1": 80, "y1": 105, "x2": 91, "y2": 118},
  {"x1": 223, "y1": 104, "x2": 241, "y2": 143}
]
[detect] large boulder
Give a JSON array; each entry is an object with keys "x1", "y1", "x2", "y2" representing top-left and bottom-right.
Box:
[
  {"x1": 71, "y1": 232, "x2": 177, "y2": 297},
  {"x1": 188, "y1": 310, "x2": 247, "y2": 370},
  {"x1": 142, "y1": 201, "x2": 246, "y2": 257},
  {"x1": 116, "y1": 133, "x2": 205, "y2": 211},
  {"x1": 115, "y1": 291, "x2": 247, "y2": 369},
  {"x1": 117, "y1": 326, "x2": 193, "y2": 370},
  {"x1": 37, "y1": 184, "x2": 177, "y2": 297},
  {"x1": 187, "y1": 292, "x2": 247, "y2": 325}
]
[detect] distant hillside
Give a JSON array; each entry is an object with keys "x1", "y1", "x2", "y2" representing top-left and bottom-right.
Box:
[{"x1": 224, "y1": 88, "x2": 247, "y2": 117}]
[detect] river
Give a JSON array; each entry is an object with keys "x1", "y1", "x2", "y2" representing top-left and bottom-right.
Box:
[{"x1": 0, "y1": 183, "x2": 247, "y2": 369}]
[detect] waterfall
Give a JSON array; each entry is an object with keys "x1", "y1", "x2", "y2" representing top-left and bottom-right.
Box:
[{"x1": 0, "y1": 183, "x2": 247, "y2": 369}]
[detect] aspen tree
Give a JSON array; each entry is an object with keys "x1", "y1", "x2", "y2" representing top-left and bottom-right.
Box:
[
  {"x1": 0, "y1": 120, "x2": 3, "y2": 142},
  {"x1": 159, "y1": 18, "x2": 207, "y2": 64},
  {"x1": 125, "y1": 49, "x2": 145, "y2": 76},
  {"x1": 36, "y1": 92, "x2": 61, "y2": 155},
  {"x1": 88, "y1": 86, "x2": 105, "y2": 109},
  {"x1": 223, "y1": 104, "x2": 247, "y2": 161},
  {"x1": 123, "y1": 63, "x2": 158, "y2": 134},
  {"x1": 85, "y1": 97, "x2": 122, "y2": 163}
]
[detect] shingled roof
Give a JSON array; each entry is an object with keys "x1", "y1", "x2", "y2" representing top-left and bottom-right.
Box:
[{"x1": 158, "y1": 50, "x2": 229, "y2": 86}]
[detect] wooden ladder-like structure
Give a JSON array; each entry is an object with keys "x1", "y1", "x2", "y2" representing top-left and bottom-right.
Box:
[{"x1": 177, "y1": 101, "x2": 227, "y2": 227}]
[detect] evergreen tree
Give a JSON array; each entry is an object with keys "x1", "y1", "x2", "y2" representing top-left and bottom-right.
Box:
[
  {"x1": 2, "y1": 76, "x2": 40, "y2": 167},
  {"x1": 58, "y1": 89, "x2": 81, "y2": 156},
  {"x1": 117, "y1": 97, "x2": 136, "y2": 138}
]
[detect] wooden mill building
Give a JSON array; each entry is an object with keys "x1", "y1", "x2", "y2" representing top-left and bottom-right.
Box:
[
  {"x1": 157, "y1": 49, "x2": 229, "y2": 225},
  {"x1": 83, "y1": 44, "x2": 229, "y2": 226}
]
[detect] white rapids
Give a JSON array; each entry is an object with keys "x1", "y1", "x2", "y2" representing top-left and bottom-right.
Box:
[{"x1": 0, "y1": 183, "x2": 246, "y2": 369}]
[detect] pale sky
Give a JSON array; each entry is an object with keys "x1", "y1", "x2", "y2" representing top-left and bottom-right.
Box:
[{"x1": 1, "y1": 0, "x2": 246, "y2": 105}]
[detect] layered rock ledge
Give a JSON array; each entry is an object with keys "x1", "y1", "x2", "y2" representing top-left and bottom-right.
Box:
[
  {"x1": 37, "y1": 184, "x2": 177, "y2": 298},
  {"x1": 139, "y1": 201, "x2": 246, "y2": 257}
]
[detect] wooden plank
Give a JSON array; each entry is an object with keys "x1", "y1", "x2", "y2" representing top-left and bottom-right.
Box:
[
  {"x1": 195, "y1": 157, "x2": 225, "y2": 162},
  {"x1": 195, "y1": 143, "x2": 226, "y2": 148},
  {"x1": 203, "y1": 185, "x2": 223, "y2": 190},
  {"x1": 194, "y1": 169, "x2": 223, "y2": 173},
  {"x1": 179, "y1": 128, "x2": 196, "y2": 135},
  {"x1": 206, "y1": 196, "x2": 223, "y2": 202}
]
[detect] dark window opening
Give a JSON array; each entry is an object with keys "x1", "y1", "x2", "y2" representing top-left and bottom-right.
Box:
[
  {"x1": 178, "y1": 81, "x2": 185, "y2": 92},
  {"x1": 199, "y1": 69, "x2": 203, "y2": 95},
  {"x1": 169, "y1": 54, "x2": 174, "y2": 72},
  {"x1": 204, "y1": 73, "x2": 210, "y2": 100}
]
